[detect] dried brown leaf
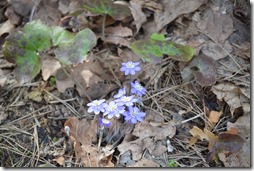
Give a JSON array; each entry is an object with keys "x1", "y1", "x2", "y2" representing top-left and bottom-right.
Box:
[
  {"x1": 130, "y1": 158, "x2": 159, "y2": 167},
  {"x1": 53, "y1": 156, "x2": 65, "y2": 166},
  {"x1": 105, "y1": 24, "x2": 132, "y2": 38},
  {"x1": 0, "y1": 20, "x2": 15, "y2": 36},
  {"x1": 129, "y1": 0, "x2": 147, "y2": 34},
  {"x1": 143, "y1": 0, "x2": 204, "y2": 35},
  {"x1": 208, "y1": 111, "x2": 222, "y2": 124},
  {"x1": 189, "y1": 126, "x2": 218, "y2": 150},
  {"x1": 197, "y1": 8, "x2": 233, "y2": 43},
  {"x1": 211, "y1": 82, "x2": 249, "y2": 115},
  {"x1": 132, "y1": 121, "x2": 176, "y2": 140},
  {"x1": 41, "y1": 57, "x2": 61, "y2": 81}
]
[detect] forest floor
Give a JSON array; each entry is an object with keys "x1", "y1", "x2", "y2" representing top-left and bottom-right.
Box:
[{"x1": 0, "y1": 0, "x2": 251, "y2": 167}]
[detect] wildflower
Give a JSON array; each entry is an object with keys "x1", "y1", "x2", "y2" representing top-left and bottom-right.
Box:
[
  {"x1": 115, "y1": 95, "x2": 139, "y2": 107},
  {"x1": 114, "y1": 87, "x2": 126, "y2": 99},
  {"x1": 120, "y1": 61, "x2": 141, "y2": 75},
  {"x1": 87, "y1": 99, "x2": 106, "y2": 115},
  {"x1": 103, "y1": 101, "x2": 125, "y2": 119},
  {"x1": 131, "y1": 81, "x2": 146, "y2": 96},
  {"x1": 99, "y1": 118, "x2": 112, "y2": 127},
  {"x1": 123, "y1": 106, "x2": 146, "y2": 124}
]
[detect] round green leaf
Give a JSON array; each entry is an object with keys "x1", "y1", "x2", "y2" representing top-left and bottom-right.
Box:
[
  {"x1": 54, "y1": 28, "x2": 97, "y2": 65},
  {"x1": 51, "y1": 26, "x2": 75, "y2": 47},
  {"x1": 23, "y1": 20, "x2": 52, "y2": 51},
  {"x1": 15, "y1": 51, "x2": 41, "y2": 83},
  {"x1": 2, "y1": 32, "x2": 28, "y2": 63},
  {"x1": 130, "y1": 39, "x2": 195, "y2": 63},
  {"x1": 188, "y1": 55, "x2": 217, "y2": 86}
]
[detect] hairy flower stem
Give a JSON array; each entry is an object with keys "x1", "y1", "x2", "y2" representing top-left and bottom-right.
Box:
[{"x1": 102, "y1": 13, "x2": 106, "y2": 40}]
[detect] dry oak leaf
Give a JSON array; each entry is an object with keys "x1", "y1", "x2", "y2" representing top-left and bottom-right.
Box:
[{"x1": 211, "y1": 82, "x2": 250, "y2": 115}]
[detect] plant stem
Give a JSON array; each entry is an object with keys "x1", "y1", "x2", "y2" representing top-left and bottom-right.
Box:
[{"x1": 102, "y1": 13, "x2": 106, "y2": 40}]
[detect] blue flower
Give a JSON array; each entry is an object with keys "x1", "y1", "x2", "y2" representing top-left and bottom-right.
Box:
[
  {"x1": 131, "y1": 81, "x2": 146, "y2": 96},
  {"x1": 115, "y1": 95, "x2": 139, "y2": 107},
  {"x1": 123, "y1": 106, "x2": 146, "y2": 124},
  {"x1": 120, "y1": 61, "x2": 141, "y2": 75},
  {"x1": 103, "y1": 101, "x2": 125, "y2": 119},
  {"x1": 114, "y1": 87, "x2": 126, "y2": 99},
  {"x1": 87, "y1": 99, "x2": 106, "y2": 115},
  {"x1": 99, "y1": 118, "x2": 112, "y2": 127}
]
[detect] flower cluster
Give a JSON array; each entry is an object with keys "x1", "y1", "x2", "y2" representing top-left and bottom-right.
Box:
[{"x1": 87, "y1": 61, "x2": 146, "y2": 127}]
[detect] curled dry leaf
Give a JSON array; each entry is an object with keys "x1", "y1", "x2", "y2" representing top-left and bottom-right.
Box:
[
  {"x1": 189, "y1": 126, "x2": 218, "y2": 150},
  {"x1": 118, "y1": 120, "x2": 175, "y2": 162},
  {"x1": 211, "y1": 82, "x2": 250, "y2": 115},
  {"x1": 142, "y1": 0, "x2": 204, "y2": 35},
  {"x1": 129, "y1": 0, "x2": 147, "y2": 34}
]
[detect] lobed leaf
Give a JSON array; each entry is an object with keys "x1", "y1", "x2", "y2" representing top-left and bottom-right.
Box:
[
  {"x1": 14, "y1": 51, "x2": 41, "y2": 83},
  {"x1": 130, "y1": 38, "x2": 195, "y2": 63},
  {"x1": 206, "y1": 133, "x2": 244, "y2": 162},
  {"x1": 3, "y1": 33, "x2": 41, "y2": 83},
  {"x1": 82, "y1": 0, "x2": 131, "y2": 20},
  {"x1": 51, "y1": 26, "x2": 74, "y2": 47},
  {"x1": 54, "y1": 28, "x2": 97, "y2": 65},
  {"x1": 23, "y1": 20, "x2": 52, "y2": 51},
  {"x1": 188, "y1": 55, "x2": 217, "y2": 86},
  {"x1": 150, "y1": 33, "x2": 165, "y2": 41}
]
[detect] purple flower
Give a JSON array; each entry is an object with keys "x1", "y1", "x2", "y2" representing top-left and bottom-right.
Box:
[
  {"x1": 103, "y1": 101, "x2": 125, "y2": 119},
  {"x1": 114, "y1": 87, "x2": 126, "y2": 99},
  {"x1": 115, "y1": 95, "x2": 139, "y2": 107},
  {"x1": 131, "y1": 81, "x2": 146, "y2": 96},
  {"x1": 87, "y1": 99, "x2": 106, "y2": 115},
  {"x1": 120, "y1": 61, "x2": 141, "y2": 75},
  {"x1": 99, "y1": 118, "x2": 112, "y2": 127},
  {"x1": 123, "y1": 106, "x2": 146, "y2": 124}
]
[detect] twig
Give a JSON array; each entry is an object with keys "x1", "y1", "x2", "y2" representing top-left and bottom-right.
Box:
[{"x1": 29, "y1": 0, "x2": 41, "y2": 22}]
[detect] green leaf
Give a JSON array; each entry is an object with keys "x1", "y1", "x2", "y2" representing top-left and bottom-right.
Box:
[
  {"x1": 54, "y1": 28, "x2": 97, "y2": 65},
  {"x1": 82, "y1": 0, "x2": 131, "y2": 20},
  {"x1": 150, "y1": 33, "x2": 165, "y2": 41},
  {"x1": 51, "y1": 26, "x2": 74, "y2": 47},
  {"x1": 23, "y1": 20, "x2": 52, "y2": 51},
  {"x1": 130, "y1": 39, "x2": 195, "y2": 63},
  {"x1": 2, "y1": 32, "x2": 28, "y2": 63},
  {"x1": 15, "y1": 51, "x2": 41, "y2": 83}
]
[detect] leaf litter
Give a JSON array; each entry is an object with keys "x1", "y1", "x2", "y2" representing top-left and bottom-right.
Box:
[{"x1": 0, "y1": 0, "x2": 250, "y2": 168}]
